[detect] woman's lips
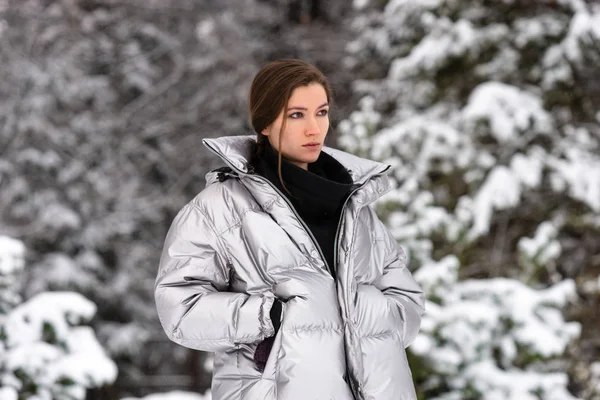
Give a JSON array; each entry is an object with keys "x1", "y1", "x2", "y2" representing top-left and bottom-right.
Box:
[{"x1": 303, "y1": 143, "x2": 320, "y2": 149}]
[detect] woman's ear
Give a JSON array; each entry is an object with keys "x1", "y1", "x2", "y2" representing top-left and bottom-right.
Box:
[{"x1": 261, "y1": 127, "x2": 270, "y2": 136}]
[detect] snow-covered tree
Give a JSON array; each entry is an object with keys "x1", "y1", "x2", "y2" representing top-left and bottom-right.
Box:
[
  {"x1": 121, "y1": 391, "x2": 210, "y2": 400},
  {"x1": 0, "y1": 0, "x2": 287, "y2": 393},
  {"x1": 0, "y1": 0, "x2": 355, "y2": 395},
  {"x1": 413, "y1": 256, "x2": 580, "y2": 399},
  {"x1": 0, "y1": 236, "x2": 117, "y2": 400},
  {"x1": 340, "y1": 0, "x2": 599, "y2": 398},
  {"x1": 0, "y1": 236, "x2": 25, "y2": 314}
]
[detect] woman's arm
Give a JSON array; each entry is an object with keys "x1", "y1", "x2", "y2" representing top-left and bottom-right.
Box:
[
  {"x1": 155, "y1": 202, "x2": 275, "y2": 353},
  {"x1": 371, "y1": 221, "x2": 425, "y2": 348}
]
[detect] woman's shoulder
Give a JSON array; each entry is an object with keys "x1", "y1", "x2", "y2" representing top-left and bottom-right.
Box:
[{"x1": 186, "y1": 166, "x2": 254, "y2": 216}]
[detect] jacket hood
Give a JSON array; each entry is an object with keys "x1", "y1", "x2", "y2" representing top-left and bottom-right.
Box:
[{"x1": 202, "y1": 134, "x2": 392, "y2": 189}]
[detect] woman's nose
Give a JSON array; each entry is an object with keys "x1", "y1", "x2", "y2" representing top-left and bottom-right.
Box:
[{"x1": 305, "y1": 117, "x2": 320, "y2": 135}]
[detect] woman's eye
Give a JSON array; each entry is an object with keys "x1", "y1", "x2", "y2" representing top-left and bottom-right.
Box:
[{"x1": 288, "y1": 110, "x2": 328, "y2": 119}]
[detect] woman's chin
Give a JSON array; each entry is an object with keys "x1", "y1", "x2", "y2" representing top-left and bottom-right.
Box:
[
  {"x1": 286, "y1": 151, "x2": 321, "y2": 168},
  {"x1": 304, "y1": 155, "x2": 320, "y2": 164}
]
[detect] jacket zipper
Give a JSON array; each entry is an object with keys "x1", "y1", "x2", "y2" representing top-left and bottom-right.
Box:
[
  {"x1": 333, "y1": 166, "x2": 390, "y2": 400},
  {"x1": 333, "y1": 165, "x2": 391, "y2": 277}
]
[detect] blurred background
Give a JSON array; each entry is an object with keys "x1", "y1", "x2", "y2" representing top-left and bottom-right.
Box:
[{"x1": 1, "y1": 0, "x2": 599, "y2": 399}]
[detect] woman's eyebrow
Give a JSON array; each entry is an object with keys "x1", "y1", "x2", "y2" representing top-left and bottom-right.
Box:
[{"x1": 287, "y1": 102, "x2": 329, "y2": 111}]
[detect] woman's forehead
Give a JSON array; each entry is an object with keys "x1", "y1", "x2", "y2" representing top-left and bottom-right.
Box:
[{"x1": 287, "y1": 84, "x2": 328, "y2": 108}]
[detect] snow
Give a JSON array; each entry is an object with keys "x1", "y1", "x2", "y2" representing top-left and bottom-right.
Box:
[
  {"x1": 542, "y1": 8, "x2": 600, "y2": 89},
  {"x1": 1, "y1": 292, "x2": 118, "y2": 398},
  {"x1": 468, "y1": 166, "x2": 521, "y2": 240},
  {"x1": 50, "y1": 326, "x2": 118, "y2": 385},
  {"x1": 456, "y1": 279, "x2": 580, "y2": 357},
  {"x1": 564, "y1": 11, "x2": 600, "y2": 62},
  {"x1": 518, "y1": 221, "x2": 561, "y2": 266},
  {"x1": 0, "y1": 236, "x2": 25, "y2": 312},
  {"x1": 0, "y1": 236, "x2": 25, "y2": 276},
  {"x1": 38, "y1": 203, "x2": 82, "y2": 231},
  {"x1": 387, "y1": 191, "x2": 451, "y2": 238},
  {"x1": 413, "y1": 266, "x2": 581, "y2": 399},
  {"x1": 547, "y1": 147, "x2": 600, "y2": 212},
  {"x1": 31, "y1": 253, "x2": 96, "y2": 292},
  {"x1": 541, "y1": 44, "x2": 573, "y2": 89},
  {"x1": 510, "y1": 149, "x2": 544, "y2": 189},
  {"x1": 474, "y1": 46, "x2": 520, "y2": 80},
  {"x1": 389, "y1": 18, "x2": 477, "y2": 80},
  {"x1": 459, "y1": 360, "x2": 579, "y2": 400},
  {"x1": 352, "y1": 0, "x2": 370, "y2": 11},
  {"x1": 1, "y1": 238, "x2": 117, "y2": 399},
  {"x1": 369, "y1": 115, "x2": 468, "y2": 182},
  {"x1": 99, "y1": 322, "x2": 151, "y2": 358},
  {"x1": 122, "y1": 391, "x2": 211, "y2": 400},
  {"x1": 338, "y1": 96, "x2": 382, "y2": 157},
  {"x1": 385, "y1": 0, "x2": 441, "y2": 14},
  {"x1": 462, "y1": 82, "x2": 553, "y2": 144},
  {"x1": 340, "y1": 1, "x2": 597, "y2": 396},
  {"x1": 196, "y1": 19, "x2": 215, "y2": 39},
  {"x1": 15, "y1": 148, "x2": 61, "y2": 171},
  {"x1": 513, "y1": 15, "x2": 564, "y2": 48},
  {"x1": 4, "y1": 292, "x2": 96, "y2": 346},
  {"x1": 3, "y1": 292, "x2": 118, "y2": 383},
  {"x1": 414, "y1": 255, "x2": 460, "y2": 296},
  {"x1": 0, "y1": 387, "x2": 18, "y2": 400}
]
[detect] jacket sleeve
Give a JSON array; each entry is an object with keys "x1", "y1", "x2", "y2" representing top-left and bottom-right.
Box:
[
  {"x1": 154, "y1": 202, "x2": 275, "y2": 353},
  {"x1": 372, "y1": 223, "x2": 425, "y2": 348}
]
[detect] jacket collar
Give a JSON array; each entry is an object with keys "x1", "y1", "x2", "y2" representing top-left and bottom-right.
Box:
[
  {"x1": 202, "y1": 134, "x2": 393, "y2": 204},
  {"x1": 257, "y1": 140, "x2": 356, "y2": 217}
]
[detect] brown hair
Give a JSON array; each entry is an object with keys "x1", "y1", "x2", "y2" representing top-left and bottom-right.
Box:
[{"x1": 248, "y1": 59, "x2": 333, "y2": 195}]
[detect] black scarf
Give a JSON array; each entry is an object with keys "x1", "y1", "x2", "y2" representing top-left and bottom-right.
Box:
[
  {"x1": 253, "y1": 141, "x2": 357, "y2": 273},
  {"x1": 258, "y1": 142, "x2": 355, "y2": 218}
]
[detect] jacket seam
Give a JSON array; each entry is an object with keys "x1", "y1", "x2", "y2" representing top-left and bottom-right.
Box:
[
  {"x1": 257, "y1": 293, "x2": 269, "y2": 337},
  {"x1": 215, "y1": 204, "x2": 263, "y2": 237},
  {"x1": 384, "y1": 223, "x2": 408, "y2": 269},
  {"x1": 174, "y1": 337, "x2": 231, "y2": 344},
  {"x1": 285, "y1": 325, "x2": 344, "y2": 334},
  {"x1": 188, "y1": 202, "x2": 235, "y2": 271},
  {"x1": 262, "y1": 198, "x2": 277, "y2": 211},
  {"x1": 359, "y1": 330, "x2": 395, "y2": 340},
  {"x1": 175, "y1": 332, "x2": 262, "y2": 343}
]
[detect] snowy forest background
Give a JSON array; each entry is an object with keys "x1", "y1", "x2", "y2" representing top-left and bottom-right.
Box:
[{"x1": 1, "y1": 0, "x2": 599, "y2": 399}]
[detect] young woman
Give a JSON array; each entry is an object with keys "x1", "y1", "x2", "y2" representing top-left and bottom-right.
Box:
[{"x1": 155, "y1": 59, "x2": 425, "y2": 400}]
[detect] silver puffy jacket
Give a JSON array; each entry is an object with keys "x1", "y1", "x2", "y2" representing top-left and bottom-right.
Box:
[{"x1": 155, "y1": 135, "x2": 425, "y2": 400}]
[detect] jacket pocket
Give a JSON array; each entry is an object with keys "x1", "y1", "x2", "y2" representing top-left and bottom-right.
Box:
[
  {"x1": 259, "y1": 300, "x2": 286, "y2": 380},
  {"x1": 354, "y1": 283, "x2": 401, "y2": 335}
]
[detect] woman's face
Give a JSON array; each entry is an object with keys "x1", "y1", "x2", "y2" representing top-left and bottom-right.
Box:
[{"x1": 262, "y1": 83, "x2": 329, "y2": 170}]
